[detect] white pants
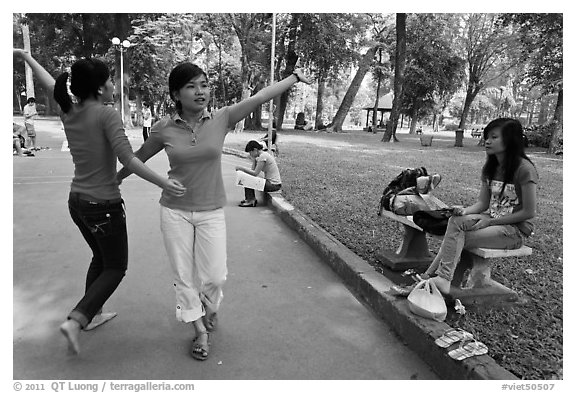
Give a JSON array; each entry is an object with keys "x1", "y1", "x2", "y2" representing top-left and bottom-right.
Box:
[{"x1": 160, "y1": 206, "x2": 227, "y2": 323}]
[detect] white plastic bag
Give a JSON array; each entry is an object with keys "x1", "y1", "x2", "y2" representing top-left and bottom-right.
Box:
[{"x1": 407, "y1": 279, "x2": 447, "y2": 322}]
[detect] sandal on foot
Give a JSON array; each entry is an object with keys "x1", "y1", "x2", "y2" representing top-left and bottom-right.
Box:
[
  {"x1": 435, "y1": 328, "x2": 474, "y2": 348},
  {"x1": 84, "y1": 312, "x2": 118, "y2": 331},
  {"x1": 190, "y1": 331, "x2": 210, "y2": 361},
  {"x1": 239, "y1": 200, "x2": 257, "y2": 207},
  {"x1": 448, "y1": 340, "x2": 488, "y2": 361},
  {"x1": 203, "y1": 312, "x2": 218, "y2": 332}
]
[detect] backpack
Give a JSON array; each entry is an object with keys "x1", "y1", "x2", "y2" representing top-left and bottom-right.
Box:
[{"x1": 377, "y1": 167, "x2": 428, "y2": 215}]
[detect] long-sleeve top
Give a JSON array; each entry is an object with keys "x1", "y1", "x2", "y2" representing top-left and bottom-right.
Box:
[{"x1": 61, "y1": 101, "x2": 135, "y2": 200}]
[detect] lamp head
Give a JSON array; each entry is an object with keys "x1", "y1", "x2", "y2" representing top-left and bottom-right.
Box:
[{"x1": 111, "y1": 37, "x2": 120, "y2": 45}]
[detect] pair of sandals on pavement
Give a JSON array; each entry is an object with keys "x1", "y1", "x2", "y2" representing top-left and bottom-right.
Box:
[
  {"x1": 434, "y1": 328, "x2": 488, "y2": 361},
  {"x1": 190, "y1": 310, "x2": 218, "y2": 361}
]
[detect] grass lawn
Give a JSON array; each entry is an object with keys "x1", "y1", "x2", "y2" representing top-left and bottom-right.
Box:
[{"x1": 225, "y1": 127, "x2": 563, "y2": 380}]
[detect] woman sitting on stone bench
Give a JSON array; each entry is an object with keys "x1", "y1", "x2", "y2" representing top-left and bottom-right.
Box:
[{"x1": 424, "y1": 118, "x2": 538, "y2": 295}]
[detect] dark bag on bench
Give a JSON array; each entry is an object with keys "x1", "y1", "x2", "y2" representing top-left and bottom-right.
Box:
[
  {"x1": 377, "y1": 167, "x2": 428, "y2": 215},
  {"x1": 412, "y1": 208, "x2": 454, "y2": 236}
]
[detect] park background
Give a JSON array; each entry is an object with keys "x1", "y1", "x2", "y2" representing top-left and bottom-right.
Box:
[{"x1": 11, "y1": 10, "x2": 565, "y2": 381}]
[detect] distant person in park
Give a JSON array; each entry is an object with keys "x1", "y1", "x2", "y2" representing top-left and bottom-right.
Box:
[
  {"x1": 13, "y1": 122, "x2": 29, "y2": 157},
  {"x1": 259, "y1": 129, "x2": 278, "y2": 156},
  {"x1": 142, "y1": 102, "x2": 152, "y2": 141},
  {"x1": 235, "y1": 140, "x2": 282, "y2": 207},
  {"x1": 117, "y1": 63, "x2": 310, "y2": 361},
  {"x1": 294, "y1": 111, "x2": 312, "y2": 130},
  {"x1": 423, "y1": 118, "x2": 538, "y2": 295},
  {"x1": 23, "y1": 97, "x2": 38, "y2": 150},
  {"x1": 13, "y1": 48, "x2": 186, "y2": 356}
]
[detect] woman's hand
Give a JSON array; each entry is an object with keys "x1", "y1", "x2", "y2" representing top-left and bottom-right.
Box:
[
  {"x1": 452, "y1": 206, "x2": 465, "y2": 216},
  {"x1": 13, "y1": 48, "x2": 28, "y2": 57},
  {"x1": 470, "y1": 216, "x2": 492, "y2": 231},
  {"x1": 235, "y1": 166, "x2": 245, "y2": 172},
  {"x1": 293, "y1": 68, "x2": 312, "y2": 85},
  {"x1": 163, "y1": 178, "x2": 186, "y2": 197}
]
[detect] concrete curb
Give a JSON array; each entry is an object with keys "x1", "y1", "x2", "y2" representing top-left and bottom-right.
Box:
[{"x1": 223, "y1": 148, "x2": 518, "y2": 380}]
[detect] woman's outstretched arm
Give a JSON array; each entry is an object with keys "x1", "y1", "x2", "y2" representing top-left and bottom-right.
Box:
[
  {"x1": 13, "y1": 49, "x2": 55, "y2": 96},
  {"x1": 227, "y1": 69, "x2": 311, "y2": 127}
]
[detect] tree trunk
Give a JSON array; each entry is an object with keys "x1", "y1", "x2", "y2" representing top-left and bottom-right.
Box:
[
  {"x1": 458, "y1": 84, "x2": 480, "y2": 130},
  {"x1": 276, "y1": 14, "x2": 300, "y2": 131},
  {"x1": 382, "y1": 13, "x2": 406, "y2": 142},
  {"x1": 548, "y1": 87, "x2": 563, "y2": 154},
  {"x1": 331, "y1": 45, "x2": 378, "y2": 132},
  {"x1": 315, "y1": 76, "x2": 326, "y2": 129},
  {"x1": 409, "y1": 103, "x2": 419, "y2": 134}
]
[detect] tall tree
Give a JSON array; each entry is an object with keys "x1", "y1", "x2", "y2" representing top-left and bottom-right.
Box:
[
  {"x1": 330, "y1": 14, "x2": 394, "y2": 132},
  {"x1": 401, "y1": 14, "x2": 465, "y2": 134},
  {"x1": 298, "y1": 13, "x2": 366, "y2": 130},
  {"x1": 382, "y1": 13, "x2": 407, "y2": 142},
  {"x1": 457, "y1": 13, "x2": 521, "y2": 130},
  {"x1": 500, "y1": 13, "x2": 563, "y2": 153},
  {"x1": 228, "y1": 13, "x2": 273, "y2": 130},
  {"x1": 273, "y1": 13, "x2": 301, "y2": 130}
]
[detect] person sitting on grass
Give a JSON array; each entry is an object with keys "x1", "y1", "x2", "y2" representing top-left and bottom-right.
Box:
[
  {"x1": 423, "y1": 118, "x2": 538, "y2": 295},
  {"x1": 13, "y1": 122, "x2": 33, "y2": 157},
  {"x1": 235, "y1": 140, "x2": 282, "y2": 207}
]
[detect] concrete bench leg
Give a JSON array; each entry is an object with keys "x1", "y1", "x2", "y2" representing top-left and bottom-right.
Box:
[
  {"x1": 449, "y1": 250, "x2": 519, "y2": 306},
  {"x1": 377, "y1": 224, "x2": 433, "y2": 271}
]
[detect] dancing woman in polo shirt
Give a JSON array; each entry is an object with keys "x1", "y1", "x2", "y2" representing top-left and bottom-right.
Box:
[
  {"x1": 117, "y1": 63, "x2": 310, "y2": 360},
  {"x1": 13, "y1": 49, "x2": 186, "y2": 356}
]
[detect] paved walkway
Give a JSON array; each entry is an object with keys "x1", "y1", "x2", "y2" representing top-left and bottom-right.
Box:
[{"x1": 12, "y1": 118, "x2": 437, "y2": 380}]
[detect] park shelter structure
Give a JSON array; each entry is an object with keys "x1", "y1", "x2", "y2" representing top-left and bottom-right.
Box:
[{"x1": 363, "y1": 93, "x2": 393, "y2": 130}]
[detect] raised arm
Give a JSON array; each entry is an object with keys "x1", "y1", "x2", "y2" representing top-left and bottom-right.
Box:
[
  {"x1": 227, "y1": 69, "x2": 311, "y2": 127},
  {"x1": 13, "y1": 48, "x2": 56, "y2": 97}
]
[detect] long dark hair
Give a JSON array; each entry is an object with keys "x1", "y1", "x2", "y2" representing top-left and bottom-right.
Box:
[
  {"x1": 481, "y1": 117, "x2": 535, "y2": 197},
  {"x1": 53, "y1": 58, "x2": 110, "y2": 114},
  {"x1": 168, "y1": 62, "x2": 207, "y2": 113}
]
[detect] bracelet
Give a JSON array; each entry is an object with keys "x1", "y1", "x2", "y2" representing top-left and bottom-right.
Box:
[{"x1": 292, "y1": 71, "x2": 301, "y2": 83}]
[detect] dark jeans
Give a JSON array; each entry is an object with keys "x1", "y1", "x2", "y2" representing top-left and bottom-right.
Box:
[
  {"x1": 143, "y1": 126, "x2": 151, "y2": 141},
  {"x1": 244, "y1": 181, "x2": 282, "y2": 200},
  {"x1": 67, "y1": 193, "x2": 128, "y2": 328}
]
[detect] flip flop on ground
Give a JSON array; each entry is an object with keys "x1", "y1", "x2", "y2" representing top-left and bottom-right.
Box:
[
  {"x1": 434, "y1": 328, "x2": 474, "y2": 348},
  {"x1": 448, "y1": 340, "x2": 488, "y2": 361}
]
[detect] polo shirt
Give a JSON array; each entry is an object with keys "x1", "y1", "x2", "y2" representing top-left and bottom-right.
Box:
[{"x1": 146, "y1": 108, "x2": 231, "y2": 211}]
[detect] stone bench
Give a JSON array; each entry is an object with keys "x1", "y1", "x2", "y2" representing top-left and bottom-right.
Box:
[
  {"x1": 448, "y1": 245, "x2": 532, "y2": 306},
  {"x1": 378, "y1": 198, "x2": 532, "y2": 304},
  {"x1": 377, "y1": 194, "x2": 449, "y2": 271}
]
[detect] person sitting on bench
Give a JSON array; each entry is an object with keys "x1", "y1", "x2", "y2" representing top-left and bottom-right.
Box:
[
  {"x1": 425, "y1": 118, "x2": 538, "y2": 295},
  {"x1": 235, "y1": 140, "x2": 282, "y2": 207}
]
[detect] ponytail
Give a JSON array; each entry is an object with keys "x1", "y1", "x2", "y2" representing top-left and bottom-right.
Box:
[{"x1": 54, "y1": 72, "x2": 72, "y2": 114}]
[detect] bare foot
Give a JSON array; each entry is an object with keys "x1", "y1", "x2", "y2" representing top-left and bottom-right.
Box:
[
  {"x1": 60, "y1": 320, "x2": 81, "y2": 355},
  {"x1": 429, "y1": 276, "x2": 451, "y2": 295}
]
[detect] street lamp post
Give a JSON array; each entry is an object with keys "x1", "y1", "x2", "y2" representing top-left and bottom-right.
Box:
[{"x1": 111, "y1": 37, "x2": 131, "y2": 125}]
